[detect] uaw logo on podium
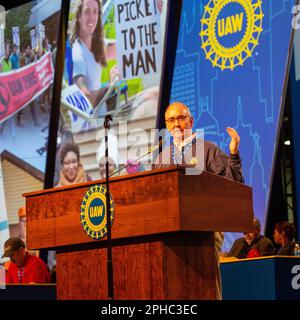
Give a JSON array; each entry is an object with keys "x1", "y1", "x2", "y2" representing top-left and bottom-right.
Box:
[
  {"x1": 80, "y1": 185, "x2": 115, "y2": 240},
  {"x1": 200, "y1": 0, "x2": 264, "y2": 70}
]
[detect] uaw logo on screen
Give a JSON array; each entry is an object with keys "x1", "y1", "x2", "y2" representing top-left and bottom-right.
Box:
[
  {"x1": 80, "y1": 185, "x2": 114, "y2": 240},
  {"x1": 200, "y1": 0, "x2": 264, "y2": 71}
]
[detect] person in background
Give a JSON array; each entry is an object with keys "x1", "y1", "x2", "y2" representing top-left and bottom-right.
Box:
[
  {"x1": 24, "y1": 44, "x2": 34, "y2": 65},
  {"x1": 10, "y1": 44, "x2": 20, "y2": 70},
  {"x1": 22, "y1": 44, "x2": 39, "y2": 126},
  {"x1": 0, "y1": 43, "x2": 12, "y2": 73},
  {"x1": 228, "y1": 217, "x2": 274, "y2": 259},
  {"x1": 2, "y1": 238, "x2": 50, "y2": 284},
  {"x1": 64, "y1": 36, "x2": 73, "y2": 85},
  {"x1": 10, "y1": 44, "x2": 24, "y2": 126},
  {"x1": 42, "y1": 38, "x2": 53, "y2": 111},
  {"x1": 98, "y1": 156, "x2": 117, "y2": 179},
  {"x1": 43, "y1": 38, "x2": 52, "y2": 53},
  {"x1": 35, "y1": 46, "x2": 51, "y2": 112},
  {"x1": 70, "y1": 0, "x2": 120, "y2": 107},
  {"x1": 0, "y1": 43, "x2": 12, "y2": 134},
  {"x1": 273, "y1": 221, "x2": 296, "y2": 255},
  {"x1": 125, "y1": 159, "x2": 143, "y2": 175},
  {"x1": 57, "y1": 142, "x2": 91, "y2": 186},
  {"x1": 2, "y1": 207, "x2": 27, "y2": 273},
  {"x1": 34, "y1": 45, "x2": 45, "y2": 62}
]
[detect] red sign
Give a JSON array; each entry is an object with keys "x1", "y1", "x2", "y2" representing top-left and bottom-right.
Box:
[{"x1": 0, "y1": 52, "x2": 53, "y2": 123}]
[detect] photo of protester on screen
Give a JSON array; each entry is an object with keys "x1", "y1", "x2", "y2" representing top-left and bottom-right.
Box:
[{"x1": 58, "y1": 0, "x2": 169, "y2": 183}]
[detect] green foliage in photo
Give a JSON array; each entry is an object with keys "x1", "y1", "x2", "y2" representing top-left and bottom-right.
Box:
[
  {"x1": 4, "y1": 2, "x2": 32, "y2": 49},
  {"x1": 101, "y1": 59, "x2": 144, "y2": 99},
  {"x1": 103, "y1": 7, "x2": 116, "y2": 39}
]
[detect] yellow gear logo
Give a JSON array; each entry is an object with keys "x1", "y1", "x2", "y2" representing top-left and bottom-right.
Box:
[
  {"x1": 80, "y1": 184, "x2": 114, "y2": 240},
  {"x1": 200, "y1": 0, "x2": 263, "y2": 70}
]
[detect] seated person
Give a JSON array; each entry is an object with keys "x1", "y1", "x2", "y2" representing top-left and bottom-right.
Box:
[
  {"x1": 273, "y1": 221, "x2": 296, "y2": 255},
  {"x1": 2, "y1": 238, "x2": 50, "y2": 284},
  {"x1": 228, "y1": 217, "x2": 274, "y2": 259}
]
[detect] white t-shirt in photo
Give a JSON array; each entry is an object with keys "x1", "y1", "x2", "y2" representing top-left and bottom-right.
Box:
[{"x1": 72, "y1": 38, "x2": 102, "y2": 91}]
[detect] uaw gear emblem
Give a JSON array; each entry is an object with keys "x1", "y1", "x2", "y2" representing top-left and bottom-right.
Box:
[
  {"x1": 80, "y1": 185, "x2": 114, "y2": 240},
  {"x1": 200, "y1": 0, "x2": 264, "y2": 71}
]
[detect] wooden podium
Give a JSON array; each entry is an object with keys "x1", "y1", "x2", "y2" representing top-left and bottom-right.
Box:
[{"x1": 24, "y1": 167, "x2": 253, "y2": 300}]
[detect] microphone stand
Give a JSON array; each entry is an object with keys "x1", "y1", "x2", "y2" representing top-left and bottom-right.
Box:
[
  {"x1": 102, "y1": 135, "x2": 162, "y2": 300},
  {"x1": 104, "y1": 114, "x2": 114, "y2": 300}
]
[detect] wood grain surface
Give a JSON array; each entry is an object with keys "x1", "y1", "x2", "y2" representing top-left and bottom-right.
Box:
[
  {"x1": 25, "y1": 167, "x2": 253, "y2": 250},
  {"x1": 56, "y1": 232, "x2": 216, "y2": 300}
]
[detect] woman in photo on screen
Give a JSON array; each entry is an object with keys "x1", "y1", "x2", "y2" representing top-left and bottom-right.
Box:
[
  {"x1": 57, "y1": 142, "x2": 91, "y2": 186},
  {"x1": 70, "y1": 0, "x2": 120, "y2": 107}
]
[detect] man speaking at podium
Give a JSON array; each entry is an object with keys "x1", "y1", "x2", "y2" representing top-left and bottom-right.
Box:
[
  {"x1": 156, "y1": 102, "x2": 243, "y2": 181},
  {"x1": 155, "y1": 101, "x2": 244, "y2": 299}
]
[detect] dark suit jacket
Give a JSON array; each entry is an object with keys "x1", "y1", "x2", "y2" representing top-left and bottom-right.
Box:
[
  {"x1": 228, "y1": 235, "x2": 275, "y2": 258},
  {"x1": 155, "y1": 139, "x2": 244, "y2": 183}
]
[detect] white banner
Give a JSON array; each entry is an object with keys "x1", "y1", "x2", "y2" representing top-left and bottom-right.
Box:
[
  {"x1": 114, "y1": 0, "x2": 162, "y2": 80},
  {"x1": 36, "y1": 23, "x2": 45, "y2": 48},
  {"x1": 0, "y1": 28, "x2": 4, "y2": 58},
  {"x1": 12, "y1": 26, "x2": 20, "y2": 47},
  {"x1": 0, "y1": 5, "x2": 5, "y2": 30},
  {"x1": 61, "y1": 84, "x2": 94, "y2": 133},
  {"x1": 30, "y1": 29, "x2": 37, "y2": 50}
]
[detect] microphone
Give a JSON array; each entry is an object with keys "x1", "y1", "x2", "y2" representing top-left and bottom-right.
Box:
[{"x1": 109, "y1": 139, "x2": 163, "y2": 178}]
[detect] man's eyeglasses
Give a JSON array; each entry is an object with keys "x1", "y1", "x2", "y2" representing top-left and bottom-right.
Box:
[{"x1": 165, "y1": 115, "x2": 190, "y2": 124}]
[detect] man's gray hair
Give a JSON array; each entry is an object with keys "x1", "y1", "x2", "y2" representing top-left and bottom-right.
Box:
[{"x1": 165, "y1": 102, "x2": 193, "y2": 118}]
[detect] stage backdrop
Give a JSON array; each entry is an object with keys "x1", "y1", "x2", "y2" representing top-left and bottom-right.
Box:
[
  {"x1": 55, "y1": 0, "x2": 169, "y2": 186},
  {"x1": 169, "y1": 0, "x2": 295, "y2": 250},
  {"x1": 291, "y1": 17, "x2": 300, "y2": 240},
  {"x1": 0, "y1": 0, "x2": 62, "y2": 256}
]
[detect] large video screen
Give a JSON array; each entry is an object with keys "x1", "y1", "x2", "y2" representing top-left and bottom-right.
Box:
[
  {"x1": 55, "y1": 0, "x2": 168, "y2": 187},
  {"x1": 169, "y1": 0, "x2": 295, "y2": 251},
  {"x1": 0, "y1": 0, "x2": 62, "y2": 258}
]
